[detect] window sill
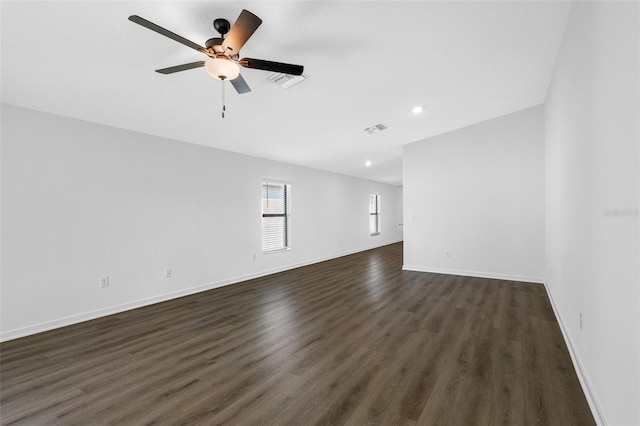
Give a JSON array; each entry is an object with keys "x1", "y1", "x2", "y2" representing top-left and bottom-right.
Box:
[{"x1": 263, "y1": 247, "x2": 292, "y2": 254}]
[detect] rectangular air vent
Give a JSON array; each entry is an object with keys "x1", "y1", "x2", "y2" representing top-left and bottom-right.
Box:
[
  {"x1": 364, "y1": 123, "x2": 387, "y2": 134},
  {"x1": 266, "y1": 73, "x2": 308, "y2": 89}
]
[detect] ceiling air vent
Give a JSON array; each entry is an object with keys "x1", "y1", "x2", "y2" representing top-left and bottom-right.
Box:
[
  {"x1": 266, "y1": 72, "x2": 308, "y2": 89},
  {"x1": 364, "y1": 123, "x2": 387, "y2": 134}
]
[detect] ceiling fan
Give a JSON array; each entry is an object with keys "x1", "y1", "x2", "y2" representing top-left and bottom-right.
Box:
[{"x1": 128, "y1": 9, "x2": 304, "y2": 95}]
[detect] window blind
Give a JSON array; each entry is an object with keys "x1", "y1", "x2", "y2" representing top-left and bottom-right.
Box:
[{"x1": 370, "y1": 194, "x2": 381, "y2": 235}]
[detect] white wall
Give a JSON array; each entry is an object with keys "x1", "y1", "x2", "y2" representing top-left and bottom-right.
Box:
[
  {"x1": 0, "y1": 104, "x2": 403, "y2": 341},
  {"x1": 403, "y1": 105, "x2": 545, "y2": 282},
  {"x1": 545, "y1": 2, "x2": 639, "y2": 425}
]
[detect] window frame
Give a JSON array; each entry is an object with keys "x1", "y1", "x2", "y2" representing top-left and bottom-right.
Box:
[{"x1": 261, "y1": 181, "x2": 292, "y2": 252}]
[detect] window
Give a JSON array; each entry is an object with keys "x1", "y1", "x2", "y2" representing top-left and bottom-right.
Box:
[
  {"x1": 370, "y1": 194, "x2": 381, "y2": 235},
  {"x1": 262, "y1": 181, "x2": 291, "y2": 252}
]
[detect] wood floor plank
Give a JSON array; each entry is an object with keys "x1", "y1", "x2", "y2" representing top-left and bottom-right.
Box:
[
  {"x1": 487, "y1": 337, "x2": 525, "y2": 425},
  {"x1": 522, "y1": 314, "x2": 563, "y2": 426},
  {"x1": 0, "y1": 243, "x2": 594, "y2": 425}
]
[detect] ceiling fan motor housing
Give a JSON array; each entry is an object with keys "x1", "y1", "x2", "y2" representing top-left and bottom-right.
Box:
[{"x1": 205, "y1": 37, "x2": 225, "y2": 54}]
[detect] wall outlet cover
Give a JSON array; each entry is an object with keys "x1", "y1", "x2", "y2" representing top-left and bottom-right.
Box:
[{"x1": 100, "y1": 276, "x2": 110, "y2": 288}]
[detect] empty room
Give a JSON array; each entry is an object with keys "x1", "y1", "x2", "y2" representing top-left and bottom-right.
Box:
[{"x1": 1, "y1": 1, "x2": 638, "y2": 425}]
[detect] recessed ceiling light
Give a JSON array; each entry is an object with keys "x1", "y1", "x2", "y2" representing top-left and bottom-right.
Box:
[
  {"x1": 365, "y1": 160, "x2": 372, "y2": 167},
  {"x1": 412, "y1": 106, "x2": 423, "y2": 114}
]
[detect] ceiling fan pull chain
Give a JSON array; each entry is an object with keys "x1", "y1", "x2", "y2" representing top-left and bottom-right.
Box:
[{"x1": 221, "y1": 79, "x2": 226, "y2": 118}]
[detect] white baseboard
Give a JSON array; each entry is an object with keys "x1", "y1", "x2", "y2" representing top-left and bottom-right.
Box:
[
  {"x1": 402, "y1": 264, "x2": 544, "y2": 284},
  {"x1": 0, "y1": 240, "x2": 402, "y2": 342},
  {"x1": 543, "y1": 281, "x2": 606, "y2": 425}
]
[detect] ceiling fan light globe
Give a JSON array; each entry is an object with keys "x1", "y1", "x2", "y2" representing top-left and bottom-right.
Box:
[{"x1": 205, "y1": 58, "x2": 240, "y2": 81}]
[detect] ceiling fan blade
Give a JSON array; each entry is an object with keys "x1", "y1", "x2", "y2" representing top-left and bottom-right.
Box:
[
  {"x1": 128, "y1": 15, "x2": 207, "y2": 54},
  {"x1": 230, "y1": 74, "x2": 251, "y2": 94},
  {"x1": 221, "y1": 10, "x2": 262, "y2": 55},
  {"x1": 155, "y1": 61, "x2": 206, "y2": 74},
  {"x1": 240, "y1": 58, "x2": 304, "y2": 76}
]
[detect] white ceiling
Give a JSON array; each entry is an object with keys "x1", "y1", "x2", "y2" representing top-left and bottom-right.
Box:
[{"x1": 1, "y1": 1, "x2": 571, "y2": 186}]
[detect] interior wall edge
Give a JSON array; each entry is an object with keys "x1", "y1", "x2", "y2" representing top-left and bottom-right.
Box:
[
  {"x1": 0, "y1": 239, "x2": 403, "y2": 343},
  {"x1": 543, "y1": 280, "x2": 606, "y2": 426},
  {"x1": 401, "y1": 265, "x2": 544, "y2": 284}
]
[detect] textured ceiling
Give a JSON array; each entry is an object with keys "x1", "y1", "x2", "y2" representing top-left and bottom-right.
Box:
[{"x1": 1, "y1": 1, "x2": 571, "y2": 185}]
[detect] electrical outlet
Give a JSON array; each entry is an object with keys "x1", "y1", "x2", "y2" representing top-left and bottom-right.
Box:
[
  {"x1": 252, "y1": 253, "x2": 257, "y2": 261},
  {"x1": 410, "y1": 215, "x2": 416, "y2": 222},
  {"x1": 444, "y1": 250, "x2": 451, "y2": 257},
  {"x1": 165, "y1": 269, "x2": 172, "y2": 278},
  {"x1": 338, "y1": 240, "x2": 343, "y2": 246},
  {"x1": 579, "y1": 312, "x2": 583, "y2": 330},
  {"x1": 100, "y1": 276, "x2": 110, "y2": 288}
]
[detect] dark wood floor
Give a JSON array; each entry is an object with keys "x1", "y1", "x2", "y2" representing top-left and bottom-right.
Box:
[{"x1": 1, "y1": 243, "x2": 594, "y2": 425}]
